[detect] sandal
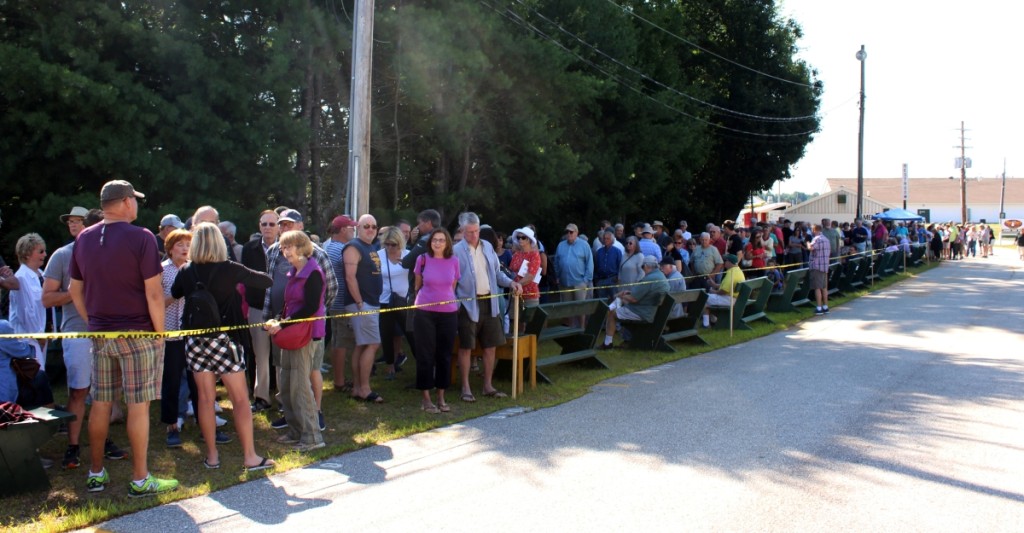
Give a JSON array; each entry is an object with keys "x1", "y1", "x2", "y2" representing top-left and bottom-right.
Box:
[
  {"x1": 204, "y1": 458, "x2": 221, "y2": 470},
  {"x1": 421, "y1": 404, "x2": 440, "y2": 414},
  {"x1": 438, "y1": 403, "x2": 451, "y2": 413},
  {"x1": 244, "y1": 457, "x2": 275, "y2": 472},
  {"x1": 482, "y1": 389, "x2": 508, "y2": 398},
  {"x1": 355, "y1": 391, "x2": 384, "y2": 404},
  {"x1": 337, "y1": 381, "x2": 354, "y2": 393},
  {"x1": 460, "y1": 393, "x2": 476, "y2": 403}
]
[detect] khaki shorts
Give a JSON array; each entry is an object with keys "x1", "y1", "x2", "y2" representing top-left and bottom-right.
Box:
[
  {"x1": 329, "y1": 315, "x2": 356, "y2": 350},
  {"x1": 458, "y1": 304, "x2": 505, "y2": 350},
  {"x1": 91, "y1": 337, "x2": 163, "y2": 404},
  {"x1": 809, "y1": 270, "x2": 828, "y2": 290}
]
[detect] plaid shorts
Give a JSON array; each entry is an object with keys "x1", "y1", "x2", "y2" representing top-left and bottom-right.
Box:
[
  {"x1": 186, "y1": 333, "x2": 247, "y2": 375},
  {"x1": 91, "y1": 337, "x2": 163, "y2": 404}
]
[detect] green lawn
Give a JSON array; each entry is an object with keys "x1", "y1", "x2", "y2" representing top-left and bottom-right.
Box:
[{"x1": 2, "y1": 261, "x2": 937, "y2": 532}]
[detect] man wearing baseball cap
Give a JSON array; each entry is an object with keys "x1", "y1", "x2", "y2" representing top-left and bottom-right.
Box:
[
  {"x1": 554, "y1": 223, "x2": 594, "y2": 328},
  {"x1": 156, "y1": 214, "x2": 184, "y2": 255},
  {"x1": 69, "y1": 179, "x2": 178, "y2": 496},
  {"x1": 324, "y1": 214, "x2": 357, "y2": 394}
]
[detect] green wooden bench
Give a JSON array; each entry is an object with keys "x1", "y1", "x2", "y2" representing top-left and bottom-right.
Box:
[
  {"x1": 826, "y1": 262, "x2": 843, "y2": 297},
  {"x1": 768, "y1": 268, "x2": 809, "y2": 312},
  {"x1": 523, "y1": 298, "x2": 610, "y2": 383},
  {"x1": 839, "y1": 256, "x2": 865, "y2": 292},
  {"x1": 875, "y1": 250, "x2": 895, "y2": 277},
  {"x1": 621, "y1": 289, "x2": 709, "y2": 352},
  {"x1": 863, "y1": 251, "x2": 883, "y2": 282},
  {"x1": 909, "y1": 244, "x2": 926, "y2": 266},
  {"x1": 709, "y1": 277, "x2": 773, "y2": 331},
  {"x1": 0, "y1": 407, "x2": 75, "y2": 496}
]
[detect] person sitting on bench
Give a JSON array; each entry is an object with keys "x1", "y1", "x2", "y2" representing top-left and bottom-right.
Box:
[
  {"x1": 0, "y1": 319, "x2": 54, "y2": 409},
  {"x1": 703, "y1": 254, "x2": 745, "y2": 328},
  {"x1": 601, "y1": 255, "x2": 669, "y2": 349}
]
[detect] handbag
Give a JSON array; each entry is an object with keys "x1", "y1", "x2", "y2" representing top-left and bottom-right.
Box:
[
  {"x1": 272, "y1": 320, "x2": 313, "y2": 350},
  {"x1": 10, "y1": 357, "x2": 41, "y2": 385}
]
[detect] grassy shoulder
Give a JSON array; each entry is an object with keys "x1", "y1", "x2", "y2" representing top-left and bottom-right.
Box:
[{"x1": 2, "y1": 260, "x2": 939, "y2": 532}]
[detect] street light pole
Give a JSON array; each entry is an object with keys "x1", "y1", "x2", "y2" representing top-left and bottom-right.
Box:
[{"x1": 856, "y1": 45, "x2": 867, "y2": 221}]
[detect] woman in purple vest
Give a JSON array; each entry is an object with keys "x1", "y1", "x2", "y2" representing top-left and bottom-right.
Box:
[
  {"x1": 412, "y1": 228, "x2": 460, "y2": 413},
  {"x1": 265, "y1": 230, "x2": 327, "y2": 451}
]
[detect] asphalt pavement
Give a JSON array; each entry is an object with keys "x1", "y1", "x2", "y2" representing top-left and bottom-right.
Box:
[{"x1": 91, "y1": 248, "x2": 1024, "y2": 532}]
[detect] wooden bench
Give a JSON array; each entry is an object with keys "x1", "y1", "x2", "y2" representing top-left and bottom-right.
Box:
[
  {"x1": 621, "y1": 289, "x2": 709, "y2": 352},
  {"x1": 839, "y1": 256, "x2": 865, "y2": 292},
  {"x1": 523, "y1": 299, "x2": 610, "y2": 383},
  {"x1": 826, "y1": 262, "x2": 843, "y2": 297},
  {"x1": 0, "y1": 407, "x2": 75, "y2": 496},
  {"x1": 768, "y1": 268, "x2": 809, "y2": 313},
  {"x1": 709, "y1": 277, "x2": 773, "y2": 331},
  {"x1": 909, "y1": 244, "x2": 926, "y2": 266}
]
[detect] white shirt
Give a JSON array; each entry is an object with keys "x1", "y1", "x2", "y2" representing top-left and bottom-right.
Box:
[
  {"x1": 10, "y1": 264, "x2": 46, "y2": 364},
  {"x1": 377, "y1": 248, "x2": 410, "y2": 304}
]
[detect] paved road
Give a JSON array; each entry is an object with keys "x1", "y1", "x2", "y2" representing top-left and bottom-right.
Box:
[{"x1": 94, "y1": 250, "x2": 1024, "y2": 532}]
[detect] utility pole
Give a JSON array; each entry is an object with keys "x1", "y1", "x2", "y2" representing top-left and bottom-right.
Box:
[
  {"x1": 999, "y1": 158, "x2": 1007, "y2": 220},
  {"x1": 346, "y1": 0, "x2": 376, "y2": 217},
  {"x1": 957, "y1": 121, "x2": 968, "y2": 223},
  {"x1": 855, "y1": 45, "x2": 867, "y2": 221}
]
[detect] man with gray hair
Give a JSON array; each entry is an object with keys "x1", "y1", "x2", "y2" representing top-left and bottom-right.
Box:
[
  {"x1": 689, "y1": 232, "x2": 723, "y2": 289},
  {"x1": 218, "y1": 221, "x2": 243, "y2": 261},
  {"x1": 600, "y1": 255, "x2": 669, "y2": 349},
  {"x1": 453, "y1": 212, "x2": 521, "y2": 401}
]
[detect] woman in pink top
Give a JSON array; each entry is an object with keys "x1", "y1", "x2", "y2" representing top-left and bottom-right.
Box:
[{"x1": 412, "y1": 228, "x2": 461, "y2": 413}]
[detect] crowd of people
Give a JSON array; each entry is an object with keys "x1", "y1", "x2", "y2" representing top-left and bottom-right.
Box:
[{"x1": 0, "y1": 182, "x2": 1004, "y2": 496}]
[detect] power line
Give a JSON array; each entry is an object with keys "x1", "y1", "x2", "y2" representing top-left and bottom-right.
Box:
[
  {"x1": 514, "y1": 0, "x2": 818, "y2": 123},
  {"x1": 483, "y1": 1, "x2": 818, "y2": 138},
  {"x1": 602, "y1": 0, "x2": 817, "y2": 89}
]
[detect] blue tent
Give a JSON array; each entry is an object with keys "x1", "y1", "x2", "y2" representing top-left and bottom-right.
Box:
[{"x1": 871, "y1": 208, "x2": 924, "y2": 222}]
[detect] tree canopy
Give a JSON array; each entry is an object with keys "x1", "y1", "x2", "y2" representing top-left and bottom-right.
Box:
[{"x1": 0, "y1": 0, "x2": 820, "y2": 254}]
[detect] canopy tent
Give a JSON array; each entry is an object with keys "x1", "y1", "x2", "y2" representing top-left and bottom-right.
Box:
[{"x1": 871, "y1": 208, "x2": 924, "y2": 222}]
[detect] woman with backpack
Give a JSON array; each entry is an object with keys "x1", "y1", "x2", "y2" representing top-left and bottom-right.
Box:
[{"x1": 171, "y1": 222, "x2": 275, "y2": 472}]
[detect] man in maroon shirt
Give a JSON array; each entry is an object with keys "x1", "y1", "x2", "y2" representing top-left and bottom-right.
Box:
[{"x1": 69, "y1": 180, "x2": 178, "y2": 497}]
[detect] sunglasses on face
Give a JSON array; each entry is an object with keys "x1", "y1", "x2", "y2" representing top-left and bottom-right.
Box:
[
  {"x1": 517, "y1": 235, "x2": 530, "y2": 240},
  {"x1": 430, "y1": 238, "x2": 447, "y2": 244},
  {"x1": 363, "y1": 224, "x2": 377, "y2": 230},
  {"x1": 260, "y1": 222, "x2": 277, "y2": 227}
]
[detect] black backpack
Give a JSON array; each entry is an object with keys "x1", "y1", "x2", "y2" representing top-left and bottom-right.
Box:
[{"x1": 182, "y1": 264, "x2": 223, "y2": 336}]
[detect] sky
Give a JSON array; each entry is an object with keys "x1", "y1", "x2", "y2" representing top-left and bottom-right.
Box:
[{"x1": 775, "y1": 0, "x2": 1023, "y2": 194}]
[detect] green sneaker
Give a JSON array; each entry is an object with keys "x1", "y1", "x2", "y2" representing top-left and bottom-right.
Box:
[
  {"x1": 86, "y1": 469, "x2": 110, "y2": 493},
  {"x1": 127, "y1": 473, "x2": 179, "y2": 498}
]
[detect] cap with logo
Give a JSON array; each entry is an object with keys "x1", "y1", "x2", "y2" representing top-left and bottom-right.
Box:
[{"x1": 279, "y1": 209, "x2": 303, "y2": 223}]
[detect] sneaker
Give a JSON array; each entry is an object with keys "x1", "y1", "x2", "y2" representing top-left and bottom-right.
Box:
[
  {"x1": 251, "y1": 398, "x2": 272, "y2": 413},
  {"x1": 127, "y1": 473, "x2": 179, "y2": 498},
  {"x1": 598, "y1": 343, "x2": 614, "y2": 350},
  {"x1": 86, "y1": 469, "x2": 110, "y2": 493},
  {"x1": 104, "y1": 439, "x2": 127, "y2": 460},
  {"x1": 177, "y1": 416, "x2": 186, "y2": 430},
  {"x1": 215, "y1": 415, "x2": 228, "y2": 427},
  {"x1": 395, "y1": 354, "x2": 408, "y2": 368},
  {"x1": 276, "y1": 434, "x2": 300, "y2": 444},
  {"x1": 823, "y1": 307, "x2": 830, "y2": 314},
  {"x1": 213, "y1": 403, "x2": 223, "y2": 414},
  {"x1": 270, "y1": 416, "x2": 288, "y2": 429},
  {"x1": 40, "y1": 457, "x2": 54, "y2": 469},
  {"x1": 186, "y1": 404, "x2": 194, "y2": 417},
  {"x1": 62, "y1": 445, "x2": 81, "y2": 469},
  {"x1": 318, "y1": 411, "x2": 326, "y2": 432},
  {"x1": 815, "y1": 307, "x2": 824, "y2": 316},
  {"x1": 200, "y1": 431, "x2": 233, "y2": 445},
  {"x1": 294, "y1": 441, "x2": 326, "y2": 452},
  {"x1": 166, "y1": 429, "x2": 183, "y2": 448}
]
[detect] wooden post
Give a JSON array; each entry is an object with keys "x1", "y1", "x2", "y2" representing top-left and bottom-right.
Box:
[{"x1": 512, "y1": 293, "x2": 520, "y2": 400}]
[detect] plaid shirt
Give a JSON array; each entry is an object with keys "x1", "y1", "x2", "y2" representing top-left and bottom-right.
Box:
[
  {"x1": 809, "y1": 234, "x2": 831, "y2": 272},
  {"x1": 262, "y1": 242, "x2": 339, "y2": 321}
]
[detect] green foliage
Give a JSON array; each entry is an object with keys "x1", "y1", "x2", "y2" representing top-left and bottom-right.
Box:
[{"x1": 0, "y1": 0, "x2": 820, "y2": 254}]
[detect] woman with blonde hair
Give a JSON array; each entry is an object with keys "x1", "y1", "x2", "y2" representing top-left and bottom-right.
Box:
[
  {"x1": 265, "y1": 230, "x2": 327, "y2": 451},
  {"x1": 10, "y1": 233, "x2": 47, "y2": 364},
  {"x1": 171, "y1": 222, "x2": 275, "y2": 471},
  {"x1": 376, "y1": 226, "x2": 412, "y2": 379}
]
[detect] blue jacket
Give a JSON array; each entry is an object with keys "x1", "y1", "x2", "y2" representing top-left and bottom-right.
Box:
[
  {"x1": 0, "y1": 320, "x2": 35, "y2": 403},
  {"x1": 453, "y1": 239, "x2": 514, "y2": 322}
]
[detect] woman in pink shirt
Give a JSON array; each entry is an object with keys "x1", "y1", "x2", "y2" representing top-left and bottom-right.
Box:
[{"x1": 412, "y1": 228, "x2": 461, "y2": 413}]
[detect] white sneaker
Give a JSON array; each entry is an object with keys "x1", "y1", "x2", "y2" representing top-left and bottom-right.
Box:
[
  {"x1": 215, "y1": 415, "x2": 227, "y2": 427},
  {"x1": 185, "y1": 405, "x2": 194, "y2": 417},
  {"x1": 177, "y1": 417, "x2": 185, "y2": 430},
  {"x1": 213, "y1": 403, "x2": 223, "y2": 414}
]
